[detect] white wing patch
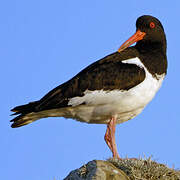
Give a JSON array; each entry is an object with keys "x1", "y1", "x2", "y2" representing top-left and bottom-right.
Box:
[
  {"x1": 122, "y1": 57, "x2": 144, "y2": 67},
  {"x1": 68, "y1": 89, "x2": 127, "y2": 106}
]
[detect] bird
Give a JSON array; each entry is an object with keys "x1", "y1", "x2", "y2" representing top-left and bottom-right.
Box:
[{"x1": 10, "y1": 15, "x2": 167, "y2": 159}]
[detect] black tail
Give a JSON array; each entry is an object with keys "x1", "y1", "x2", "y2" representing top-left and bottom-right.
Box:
[
  {"x1": 11, "y1": 101, "x2": 38, "y2": 115},
  {"x1": 10, "y1": 101, "x2": 39, "y2": 128}
]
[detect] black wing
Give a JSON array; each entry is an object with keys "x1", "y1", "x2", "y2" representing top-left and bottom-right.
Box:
[
  {"x1": 11, "y1": 49, "x2": 145, "y2": 113},
  {"x1": 35, "y1": 49, "x2": 145, "y2": 111}
]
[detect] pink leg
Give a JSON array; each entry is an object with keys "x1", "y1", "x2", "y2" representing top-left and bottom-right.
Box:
[
  {"x1": 104, "y1": 115, "x2": 120, "y2": 159},
  {"x1": 104, "y1": 124, "x2": 113, "y2": 151}
]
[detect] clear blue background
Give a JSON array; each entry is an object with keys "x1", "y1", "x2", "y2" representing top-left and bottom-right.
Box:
[{"x1": 1, "y1": 0, "x2": 180, "y2": 179}]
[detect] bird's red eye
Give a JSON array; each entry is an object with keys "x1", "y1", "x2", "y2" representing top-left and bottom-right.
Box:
[{"x1": 150, "y1": 22, "x2": 155, "y2": 28}]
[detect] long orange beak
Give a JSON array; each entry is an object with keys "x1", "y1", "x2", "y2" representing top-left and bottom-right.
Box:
[{"x1": 118, "y1": 30, "x2": 146, "y2": 53}]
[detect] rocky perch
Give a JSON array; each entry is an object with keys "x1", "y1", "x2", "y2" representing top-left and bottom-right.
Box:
[{"x1": 64, "y1": 158, "x2": 180, "y2": 180}]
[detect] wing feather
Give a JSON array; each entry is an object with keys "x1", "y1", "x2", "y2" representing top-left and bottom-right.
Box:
[{"x1": 36, "y1": 50, "x2": 145, "y2": 111}]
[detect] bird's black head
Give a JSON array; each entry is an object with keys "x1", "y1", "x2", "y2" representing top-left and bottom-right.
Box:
[
  {"x1": 118, "y1": 15, "x2": 166, "y2": 53},
  {"x1": 136, "y1": 15, "x2": 166, "y2": 47}
]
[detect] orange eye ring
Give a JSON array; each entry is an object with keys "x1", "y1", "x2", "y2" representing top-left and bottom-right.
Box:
[{"x1": 150, "y1": 22, "x2": 155, "y2": 28}]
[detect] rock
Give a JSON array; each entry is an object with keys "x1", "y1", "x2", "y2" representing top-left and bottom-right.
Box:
[
  {"x1": 64, "y1": 158, "x2": 180, "y2": 180},
  {"x1": 64, "y1": 160, "x2": 130, "y2": 180}
]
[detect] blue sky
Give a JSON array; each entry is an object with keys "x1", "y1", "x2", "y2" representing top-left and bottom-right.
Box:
[{"x1": 1, "y1": 0, "x2": 180, "y2": 179}]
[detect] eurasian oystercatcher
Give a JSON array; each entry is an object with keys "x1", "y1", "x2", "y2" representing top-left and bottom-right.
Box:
[{"x1": 11, "y1": 15, "x2": 167, "y2": 159}]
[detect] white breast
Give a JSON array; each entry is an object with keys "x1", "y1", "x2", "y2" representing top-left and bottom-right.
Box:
[{"x1": 65, "y1": 57, "x2": 165, "y2": 124}]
